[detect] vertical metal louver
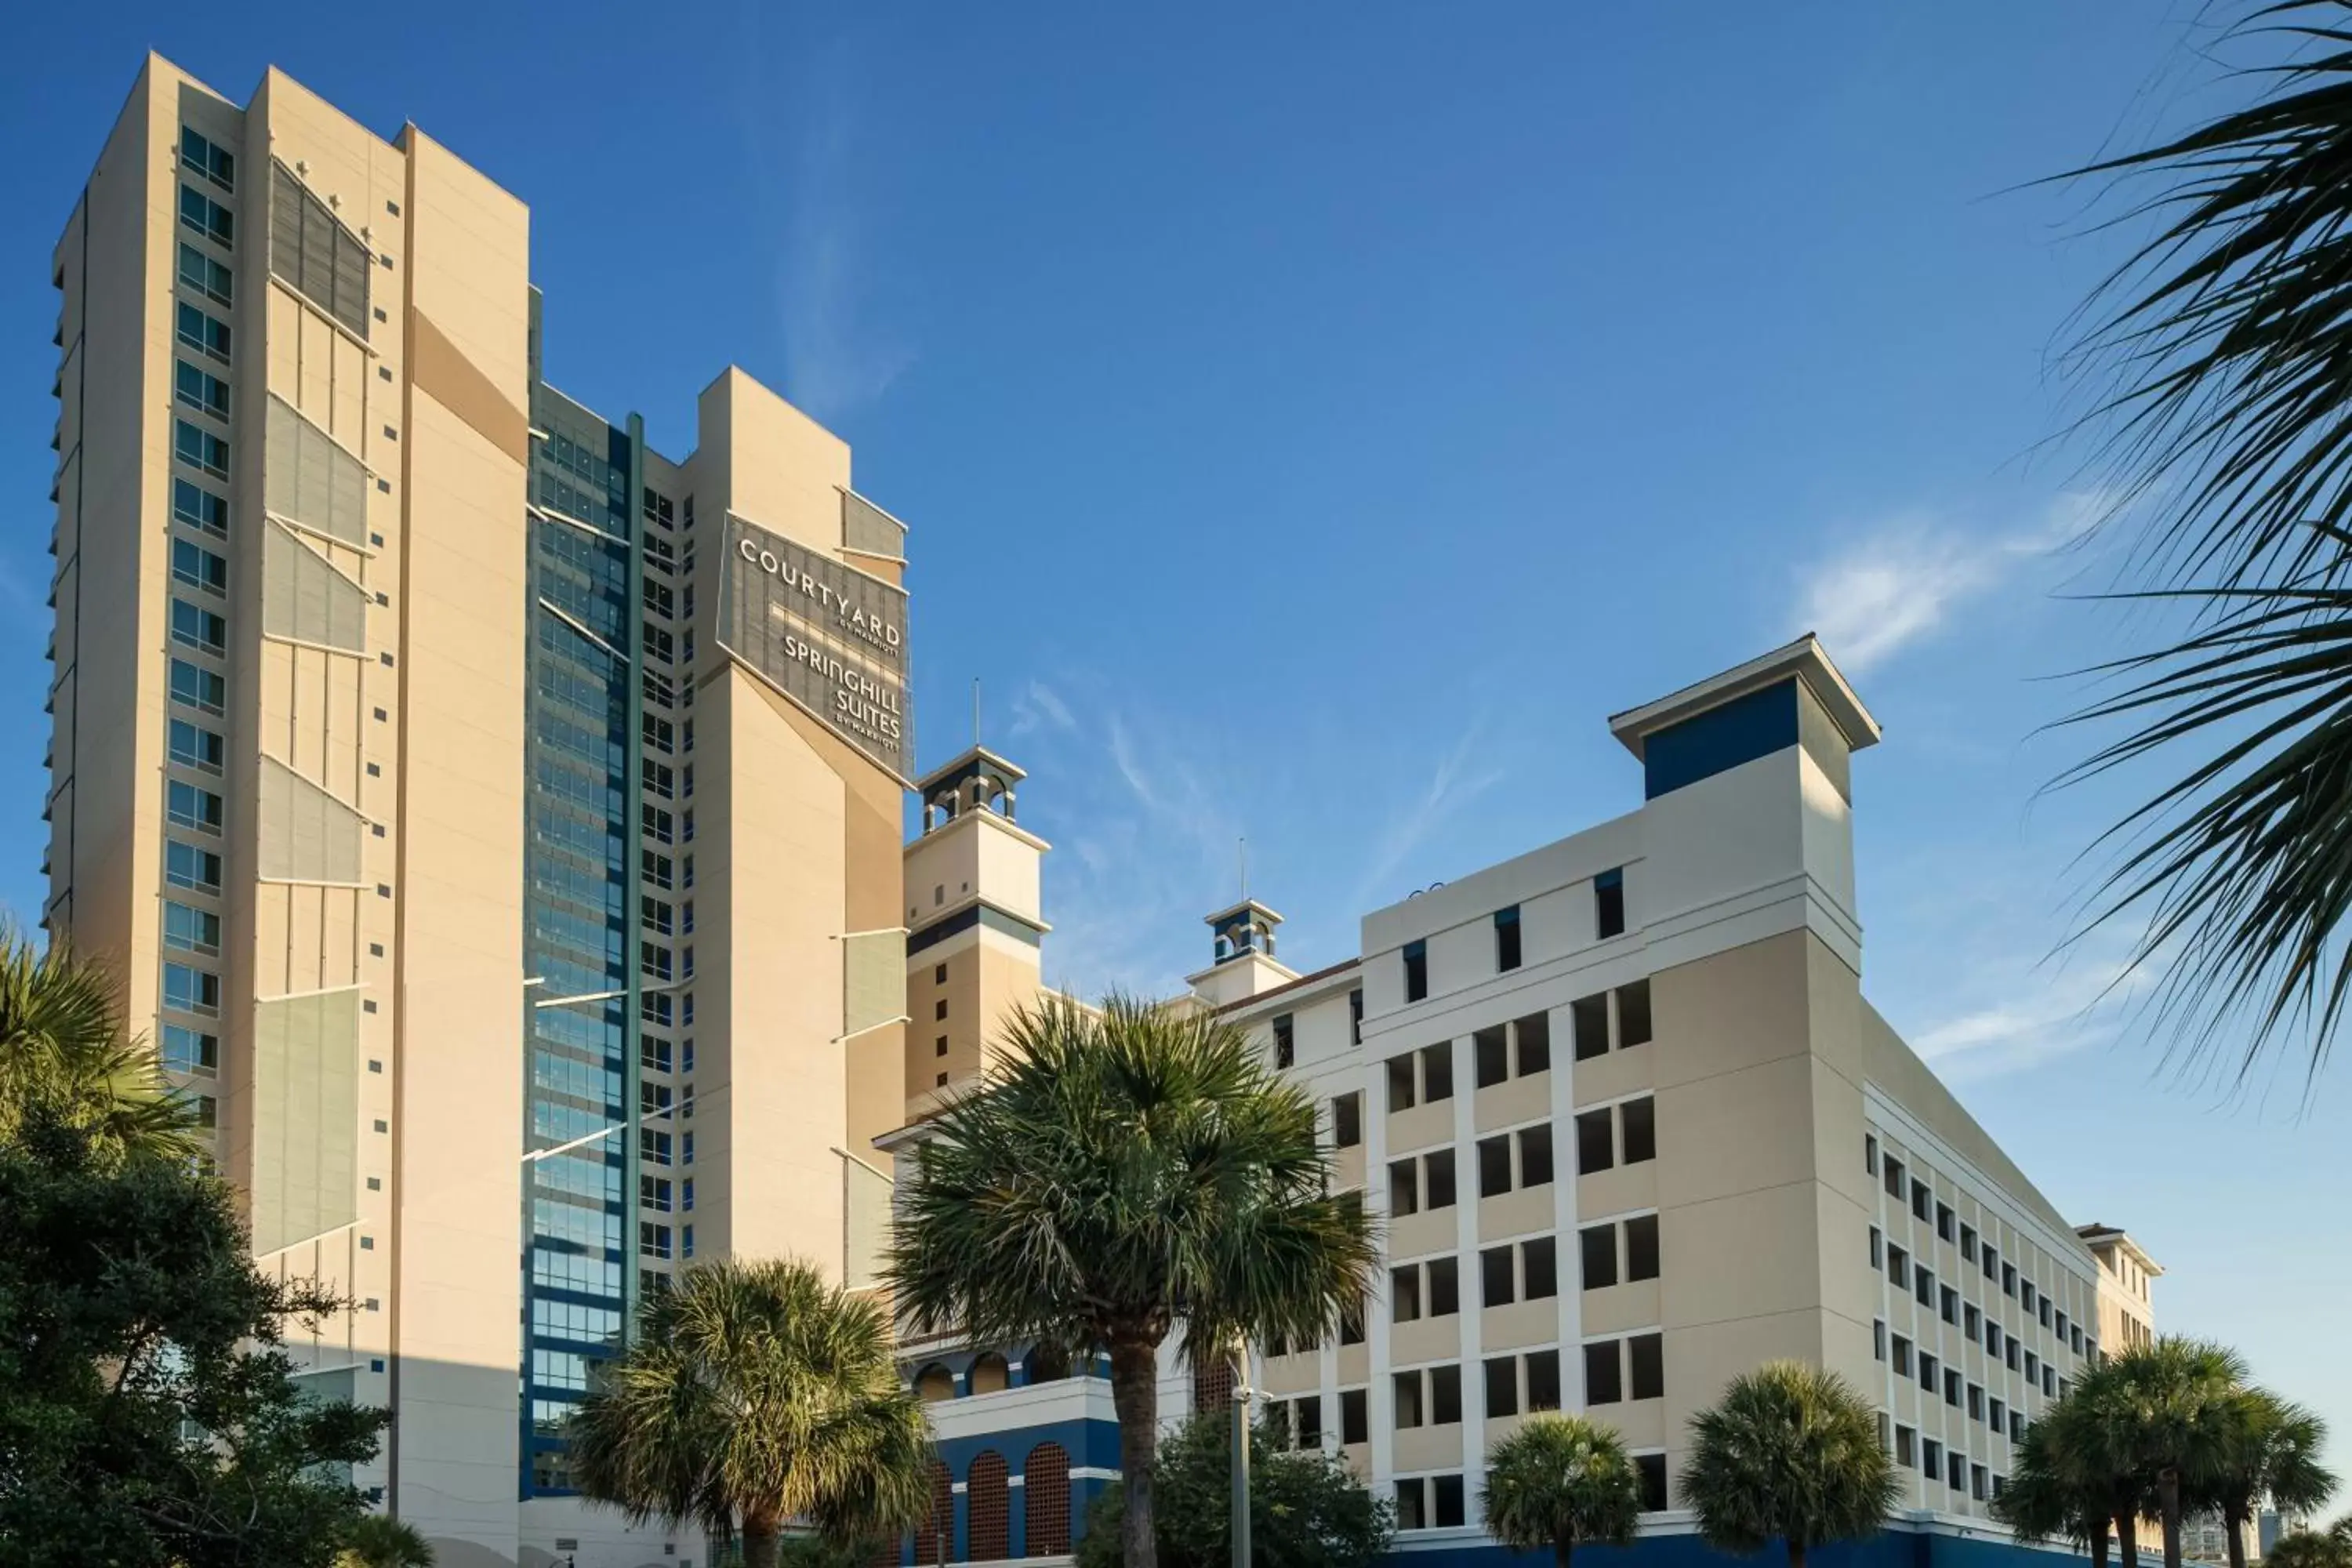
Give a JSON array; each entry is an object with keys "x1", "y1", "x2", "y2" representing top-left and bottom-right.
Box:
[
  {"x1": 268, "y1": 161, "x2": 372, "y2": 340},
  {"x1": 262, "y1": 521, "x2": 368, "y2": 655},
  {"x1": 841, "y1": 490, "x2": 908, "y2": 561},
  {"x1": 249, "y1": 988, "x2": 361, "y2": 1254},
  {"x1": 256, "y1": 754, "x2": 366, "y2": 885},
  {"x1": 263, "y1": 397, "x2": 368, "y2": 546}
]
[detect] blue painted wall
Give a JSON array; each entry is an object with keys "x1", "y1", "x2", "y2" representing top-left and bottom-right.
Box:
[{"x1": 1640, "y1": 678, "x2": 1798, "y2": 799}]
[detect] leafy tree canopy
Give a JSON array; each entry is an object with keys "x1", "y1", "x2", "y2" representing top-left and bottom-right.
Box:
[
  {"x1": 1075, "y1": 1410, "x2": 1392, "y2": 1568},
  {"x1": 0, "y1": 1113, "x2": 387, "y2": 1567}
]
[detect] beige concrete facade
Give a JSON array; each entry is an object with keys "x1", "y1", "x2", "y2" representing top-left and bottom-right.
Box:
[
  {"x1": 1197, "y1": 638, "x2": 2129, "y2": 1541},
  {"x1": 47, "y1": 56, "x2": 939, "y2": 1568}
]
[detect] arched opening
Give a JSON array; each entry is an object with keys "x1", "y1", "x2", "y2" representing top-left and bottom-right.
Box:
[
  {"x1": 967, "y1": 1451, "x2": 1010, "y2": 1562},
  {"x1": 915, "y1": 1363, "x2": 956, "y2": 1403},
  {"x1": 913, "y1": 1461, "x2": 953, "y2": 1565},
  {"x1": 1024, "y1": 1443, "x2": 1072, "y2": 1557},
  {"x1": 1024, "y1": 1343, "x2": 1071, "y2": 1384},
  {"x1": 968, "y1": 1352, "x2": 1010, "y2": 1395}
]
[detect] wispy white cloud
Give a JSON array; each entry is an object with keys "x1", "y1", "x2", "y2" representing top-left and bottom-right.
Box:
[
  {"x1": 1009, "y1": 681, "x2": 1077, "y2": 737},
  {"x1": 1795, "y1": 491, "x2": 2107, "y2": 673},
  {"x1": 733, "y1": 24, "x2": 914, "y2": 418},
  {"x1": 1347, "y1": 717, "x2": 1504, "y2": 913},
  {"x1": 1907, "y1": 943, "x2": 2158, "y2": 1083}
]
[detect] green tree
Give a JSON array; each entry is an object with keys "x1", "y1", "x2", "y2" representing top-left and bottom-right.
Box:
[
  {"x1": 1998, "y1": 1401, "x2": 2146, "y2": 1568},
  {"x1": 2267, "y1": 1520, "x2": 2352, "y2": 1568},
  {"x1": 2092, "y1": 1339, "x2": 2249, "y2": 1568},
  {"x1": 1678, "y1": 1360, "x2": 1900, "y2": 1568},
  {"x1": 1480, "y1": 1414, "x2": 1644, "y2": 1568},
  {"x1": 2050, "y1": 0, "x2": 2352, "y2": 1084},
  {"x1": 566, "y1": 1257, "x2": 933, "y2": 1568},
  {"x1": 0, "y1": 1112, "x2": 387, "y2": 1566},
  {"x1": 0, "y1": 932, "x2": 200, "y2": 1167},
  {"x1": 886, "y1": 996, "x2": 1380, "y2": 1568},
  {"x1": 1074, "y1": 1408, "x2": 1392, "y2": 1568},
  {"x1": 336, "y1": 1513, "x2": 435, "y2": 1568},
  {"x1": 2200, "y1": 1390, "x2": 2336, "y2": 1568}
]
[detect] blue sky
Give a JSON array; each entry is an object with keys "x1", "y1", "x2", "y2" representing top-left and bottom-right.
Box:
[{"x1": 7, "y1": 1, "x2": 2347, "y2": 1483}]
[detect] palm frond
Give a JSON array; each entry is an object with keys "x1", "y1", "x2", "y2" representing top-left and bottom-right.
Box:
[
  {"x1": 2054, "y1": 0, "x2": 2352, "y2": 1085},
  {"x1": 1678, "y1": 1360, "x2": 1899, "y2": 1558}
]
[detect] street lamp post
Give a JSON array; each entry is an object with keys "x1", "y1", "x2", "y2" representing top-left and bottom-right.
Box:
[{"x1": 1230, "y1": 1335, "x2": 1252, "y2": 1568}]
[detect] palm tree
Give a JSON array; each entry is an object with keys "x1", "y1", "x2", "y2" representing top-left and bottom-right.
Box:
[
  {"x1": 0, "y1": 931, "x2": 198, "y2": 1167},
  {"x1": 886, "y1": 994, "x2": 1381, "y2": 1568},
  {"x1": 2095, "y1": 1340, "x2": 2249, "y2": 1568},
  {"x1": 2201, "y1": 1390, "x2": 2336, "y2": 1568},
  {"x1": 336, "y1": 1513, "x2": 435, "y2": 1568},
  {"x1": 1481, "y1": 1414, "x2": 1644, "y2": 1568},
  {"x1": 1679, "y1": 1361, "x2": 1900, "y2": 1568},
  {"x1": 2267, "y1": 1521, "x2": 2352, "y2": 1568},
  {"x1": 1999, "y1": 1400, "x2": 2144, "y2": 1568},
  {"x1": 566, "y1": 1258, "x2": 934, "y2": 1568},
  {"x1": 2050, "y1": 1, "x2": 2352, "y2": 1085}
]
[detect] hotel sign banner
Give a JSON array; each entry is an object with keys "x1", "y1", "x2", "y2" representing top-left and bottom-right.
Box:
[{"x1": 718, "y1": 512, "x2": 914, "y2": 780}]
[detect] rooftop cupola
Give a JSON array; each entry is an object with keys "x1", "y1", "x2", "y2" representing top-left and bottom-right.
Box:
[{"x1": 916, "y1": 745, "x2": 1025, "y2": 834}]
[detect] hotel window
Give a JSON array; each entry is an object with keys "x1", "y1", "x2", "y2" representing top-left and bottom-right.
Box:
[
  {"x1": 161, "y1": 1023, "x2": 218, "y2": 1076},
  {"x1": 1961, "y1": 1223, "x2": 1978, "y2": 1263},
  {"x1": 162, "y1": 900, "x2": 220, "y2": 957},
  {"x1": 1621, "y1": 1097, "x2": 1656, "y2": 1162},
  {"x1": 642, "y1": 899, "x2": 673, "y2": 936},
  {"x1": 2006, "y1": 1340, "x2": 2022, "y2": 1373},
  {"x1": 1475, "y1": 1024, "x2": 1508, "y2": 1088},
  {"x1": 1339, "y1": 1388, "x2": 1368, "y2": 1444},
  {"x1": 162, "y1": 962, "x2": 220, "y2": 1018},
  {"x1": 643, "y1": 713, "x2": 674, "y2": 754},
  {"x1": 180, "y1": 183, "x2": 233, "y2": 248},
  {"x1": 1526, "y1": 1348, "x2": 1562, "y2": 1412},
  {"x1": 1937, "y1": 1203, "x2": 1957, "y2": 1243},
  {"x1": 1866, "y1": 1133, "x2": 1878, "y2": 1175},
  {"x1": 1875, "y1": 1319, "x2": 1887, "y2": 1361},
  {"x1": 1915, "y1": 1264, "x2": 1934, "y2": 1308},
  {"x1": 1636, "y1": 1454, "x2": 1668, "y2": 1512},
  {"x1": 1945, "y1": 1368, "x2": 1962, "y2": 1407},
  {"x1": 1516, "y1": 1011, "x2": 1551, "y2": 1073},
  {"x1": 1618, "y1": 978, "x2": 1653, "y2": 1046},
  {"x1": 1523, "y1": 1235, "x2": 1559, "y2": 1298},
  {"x1": 176, "y1": 360, "x2": 230, "y2": 421},
  {"x1": 641, "y1": 1176, "x2": 673, "y2": 1212},
  {"x1": 1484, "y1": 1356, "x2": 1519, "y2": 1418},
  {"x1": 1891, "y1": 1335, "x2": 1912, "y2": 1376},
  {"x1": 647, "y1": 761, "x2": 676, "y2": 800},
  {"x1": 175, "y1": 419, "x2": 228, "y2": 478},
  {"x1": 1420, "y1": 1042, "x2": 1453, "y2": 1102},
  {"x1": 643, "y1": 805, "x2": 673, "y2": 845},
  {"x1": 1478, "y1": 1134, "x2": 1513, "y2": 1198},
  {"x1": 1402, "y1": 939, "x2": 1428, "y2": 1003},
  {"x1": 1580, "y1": 1223, "x2": 1618, "y2": 1290},
  {"x1": 192, "y1": 1094, "x2": 218, "y2": 1130},
  {"x1": 1628, "y1": 1333, "x2": 1664, "y2": 1399},
  {"x1": 172, "y1": 478, "x2": 229, "y2": 540},
  {"x1": 1887, "y1": 1243, "x2": 1908, "y2": 1289},
  {"x1": 643, "y1": 1037, "x2": 673, "y2": 1073},
  {"x1": 643, "y1": 851, "x2": 674, "y2": 890},
  {"x1": 1423, "y1": 1149, "x2": 1457, "y2": 1207},
  {"x1": 1918, "y1": 1352, "x2": 1938, "y2": 1393},
  {"x1": 1968, "y1": 1383, "x2": 1984, "y2": 1421},
  {"x1": 1482, "y1": 1246, "x2": 1515, "y2": 1307},
  {"x1": 2003, "y1": 1261, "x2": 2017, "y2": 1298},
  {"x1": 1272, "y1": 1014, "x2": 1294, "y2": 1069},
  {"x1": 1584, "y1": 1340, "x2": 1624, "y2": 1405},
  {"x1": 641, "y1": 1129, "x2": 671, "y2": 1165},
  {"x1": 1332, "y1": 1091, "x2": 1361, "y2": 1149},
  {"x1": 176, "y1": 302, "x2": 231, "y2": 365},
  {"x1": 640, "y1": 1221, "x2": 672, "y2": 1260},
  {"x1": 1494, "y1": 905, "x2": 1522, "y2": 971},
  {"x1": 1987, "y1": 1322, "x2": 2002, "y2": 1357},
  {"x1": 1349, "y1": 988, "x2": 1363, "y2": 1044},
  {"x1": 1922, "y1": 1437, "x2": 1943, "y2": 1479},
  {"x1": 1870, "y1": 1226, "x2": 1882, "y2": 1269},
  {"x1": 1911, "y1": 1178, "x2": 1931, "y2": 1222},
  {"x1": 180, "y1": 126, "x2": 234, "y2": 191},
  {"x1": 1949, "y1": 1450, "x2": 1967, "y2": 1491},
  {"x1": 172, "y1": 539, "x2": 228, "y2": 597},
  {"x1": 1973, "y1": 1465, "x2": 1990, "y2": 1503},
  {"x1": 2021, "y1": 1279, "x2": 2037, "y2": 1312},
  {"x1": 1595, "y1": 867, "x2": 1625, "y2": 938},
  {"x1": 165, "y1": 840, "x2": 222, "y2": 893},
  {"x1": 166, "y1": 780, "x2": 223, "y2": 835},
  {"x1": 1624, "y1": 1213, "x2": 1660, "y2": 1279},
  {"x1": 1895, "y1": 1426, "x2": 1916, "y2": 1467},
  {"x1": 1392, "y1": 1265, "x2": 1423, "y2": 1323},
  {"x1": 1965, "y1": 1303, "x2": 1981, "y2": 1338},
  {"x1": 178, "y1": 241, "x2": 233, "y2": 305},
  {"x1": 1385, "y1": 1053, "x2": 1416, "y2": 1112},
  {"x1": 2011, "y1": 1410, "x2": 2027, "y2": 1443},
  {"x1": 1572, "y1": 992, "x2": 1610, "y2": 1060},
  {"x1": 2039, "y1": 1295, "x2": 2054, "y2": 1330},
  {"x1": 1575, "y1": 1108, "x2": 1613, "y2": 1174},
  {"x1": 1518, "y1": 1123, "x2": 1554, "y2": 1186},
  {"x1": 1989, "y1": 1396, "x2": 2006, "y2": 1431}
]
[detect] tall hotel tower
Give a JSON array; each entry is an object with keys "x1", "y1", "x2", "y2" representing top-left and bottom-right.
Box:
[{"x1": 45, "y1": 56, "x2": 931, "y2": 1566}]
